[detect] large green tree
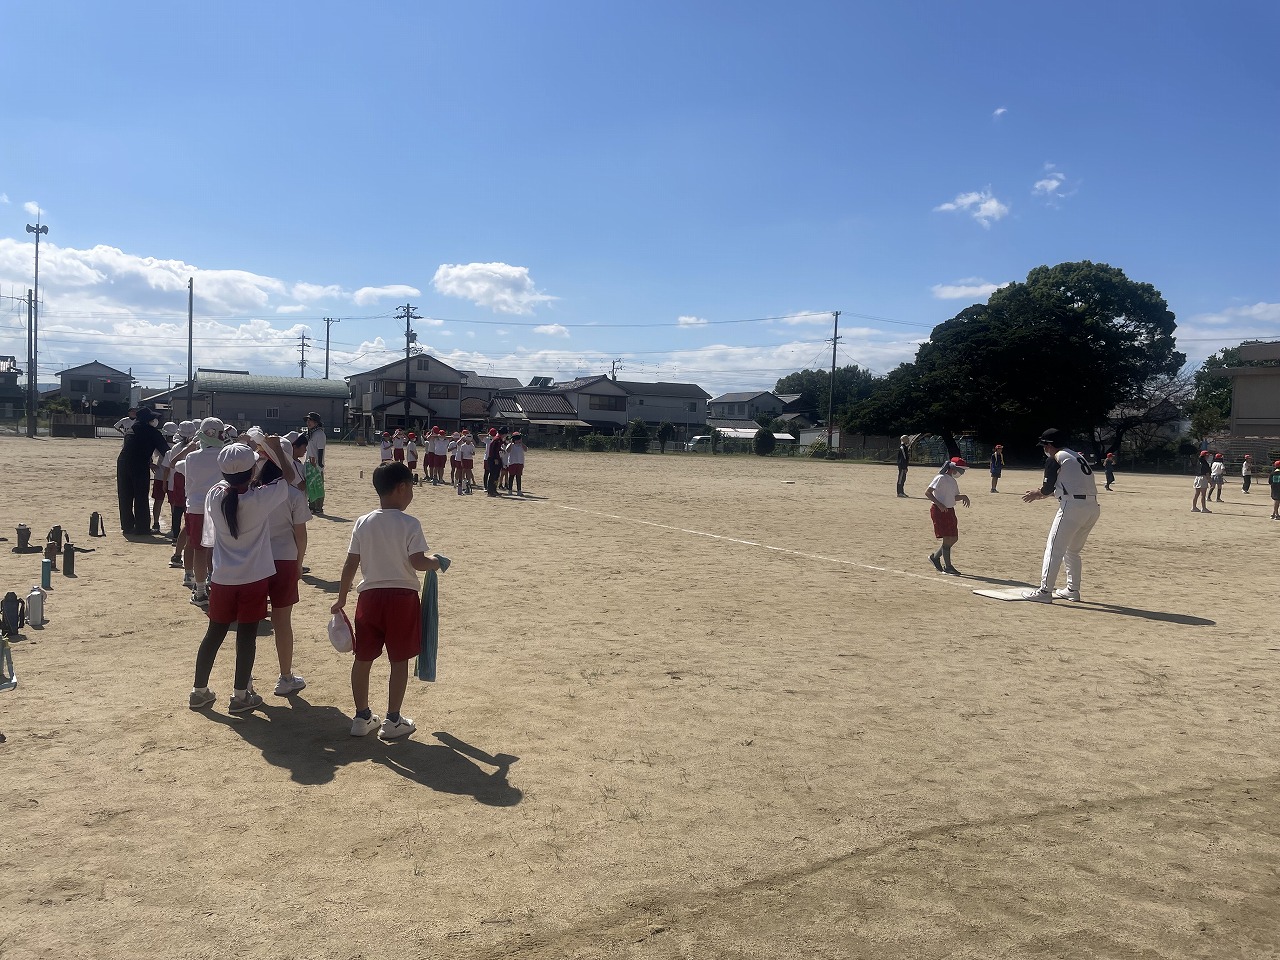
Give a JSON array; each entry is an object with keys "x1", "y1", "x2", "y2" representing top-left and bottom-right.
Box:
[
  {"x1": 846, "y1": 262, "x2": 1184, "y2": 455},
  {"x1": 774, "y1": 365, "x2": 877, "y2": 420}
]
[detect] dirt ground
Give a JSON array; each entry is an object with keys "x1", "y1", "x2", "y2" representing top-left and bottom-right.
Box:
[{"x1": 0, "y1": 437, "x2": 1276, "y2": 960}]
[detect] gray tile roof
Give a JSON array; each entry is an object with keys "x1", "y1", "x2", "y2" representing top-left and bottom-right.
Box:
[
  {"x1": 615, "y1": 380, "x2": 711, "y2": 399},
  {"x1": 711, "y1": 391, "x2": 776, "y2": 403},
  {"x1": 196, "y1": 371, "x2": 350, "y2": 398}
]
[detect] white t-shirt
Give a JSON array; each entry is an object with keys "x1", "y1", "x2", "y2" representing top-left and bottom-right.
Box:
[
  {"x1": 393, "y1": 434, "x2": 406, "y2": 450},
  {"x1": 457, "y1": 440, "x2": 475, "y2": 461},
  {"x1": 306, "y1": 429, "x2": 326, "y2": 470},
  {"x1": 347, "y1": 509, "x2": 429, "y2": 594},
  {"x1": 114, "y1": 417, "x2": 134, "y2": 435},
  {"x1": 380, "y1": 440, "x2": 393, "y2": 461},
  {"x1": 433, "y1": 436, "x2": 448, "y2": 456},
  {"x1": 505, "y1": 442, "x2": 526, "y2": 466},
  {"x1": 184, "y1": 447, "x2": 225, "y2": 515},
  {"x1": 925, "y1": 472, "x2": 960, "y2": 508},
  {"x1": 267, "y1": 484, "x2": 312, "y2": 561},
  {"x1": 1210, "y1": 461, "x2": 1224, "y2": 479},
  {"x1": 202, "y1": 479, "x2": 290, "y2": 585}
]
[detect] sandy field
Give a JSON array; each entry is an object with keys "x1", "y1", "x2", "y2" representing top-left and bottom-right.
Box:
[{"x1": 0, "y1": 436, "x2": 1276, "y2": 960}]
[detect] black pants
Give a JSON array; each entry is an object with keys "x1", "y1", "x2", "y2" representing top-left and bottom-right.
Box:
[
  {"x1": 1243, "y1": 475, "x2": 1252, "y2": 492},
  {"x1": 484, "y1": 461, "x2": 501, "y2": 496},
  {"x1": 116, "y1": 466, "x2": 150, "y2": 534},
  {"x1": 896, "y1": 466, "x2": 908, "y2": 496},
  {"x1": 194, "y1": 620, "x2": 259, "y2": 691}
]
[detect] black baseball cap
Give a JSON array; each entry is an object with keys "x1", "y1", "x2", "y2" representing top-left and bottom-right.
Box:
[{"x1": 1038, "y1": 428, "x2": 1066, "y2": 446}]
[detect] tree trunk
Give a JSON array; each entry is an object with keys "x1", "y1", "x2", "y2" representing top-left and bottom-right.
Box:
[{"x1": 939, "y1": 428, "x2": 961, "y2": 460}]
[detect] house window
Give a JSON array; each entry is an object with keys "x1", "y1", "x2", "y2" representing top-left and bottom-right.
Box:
[
  {"x1": 637, "y1": 399, "x2": 644, "y2": 406},
  {"x1": 384, "y1": 381, "x2": 414, "y2": 397},
  {"x1": 687, "y1": 402, "x2": 697, "y2": 412},
  {"x1": 427, "y1": 384, "x2": 456, "y2": 400},
  {"x1": 416, "y1": 358, "x2": 430, "y2": 372},
  {"x1": 588, "y1": 395, "x2": 625, "y2": 411},
  {"x1": 103, "y1": 381, "x2": 121, "y2": 394},
  {"x1": 266, "y1": 407, "x2": 280, "y2": 419},
  {"x1": 70, "y1": 379, "x2": 88, "y2": 392}
]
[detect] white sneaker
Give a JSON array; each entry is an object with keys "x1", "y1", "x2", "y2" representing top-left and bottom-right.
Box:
[
  {"x1": 350, "y1": 713, "x2": 381, "y2": 737},
  {"x1": 1052, "y1": 588, "x2": 1081, "y2": 602},
  {"x1": 379, "y1": 716, "x2": 416, "y2": 740},
  {"x1": 273, "y1": 674, "x2": 306, "y2": 696},
  {"x1": 1021, "y1": 589, "x2": 1054, "y2": 603}
]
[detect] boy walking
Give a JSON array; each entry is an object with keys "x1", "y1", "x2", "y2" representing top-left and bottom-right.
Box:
[
  {"x1": 925, "y1": 457, "x2": 971, "y2": 575},
  {"x1": 332, "y1": 462, "x2": 448, "y2": 740}
]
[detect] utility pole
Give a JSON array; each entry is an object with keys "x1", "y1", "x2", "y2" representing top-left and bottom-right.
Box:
[
  {"x1": 26, "y1": 290, "x2": 35, "y2": 438},
  {"x1": 186, "y1": 278, "x2": 194, "y2": 419},
  {"x1": 826, "y1": 311, "x2": 841, "y2": 459},
  {"x1": 25, "y1": 218, "x2": 48, "y2": 437},
  {"x1": 395, "y1": 303, "x2": 420, "y2": 429},
  {"x1": 610, "y1": 358, "x2": 623, "y2": 381},
  {"x1": 298, "y1": 333, "x2": 311, "y2": 377},
  {"x1": 323, "y1": 317, "x2": 340, "y2": 379}
]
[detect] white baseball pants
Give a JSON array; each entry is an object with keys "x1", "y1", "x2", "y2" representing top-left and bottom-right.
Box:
[{"x1": 1040, "y1": 498, "x2": 1101, "y2": 593}]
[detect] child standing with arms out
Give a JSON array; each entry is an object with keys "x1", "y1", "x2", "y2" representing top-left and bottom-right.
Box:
[
  {"x1": 332, "y1": 462, "x2": 448, "y2": 740},
  {"x1": 925, "y1": 457, "x2": 971, "y2": 575},
  {"x1": 189, "y1": 437, "x2": 294, "y2": 714}
]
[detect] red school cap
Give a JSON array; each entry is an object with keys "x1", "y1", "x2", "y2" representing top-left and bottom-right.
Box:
[{"x1": 950, "y1": 457, "x2": 969, "y2": 468}]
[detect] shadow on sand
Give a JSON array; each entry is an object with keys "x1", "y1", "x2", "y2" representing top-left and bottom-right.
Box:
[{"x1": 205, "y1": 696, "x2": 521, "y2": 805}]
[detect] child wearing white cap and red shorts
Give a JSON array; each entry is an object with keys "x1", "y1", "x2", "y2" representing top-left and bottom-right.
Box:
[
  {"x1": 925, "y1": 457, "x2": 971, "y2": 575},
  {"x1": 189, "y1": 435, "x2": 295, "y2": 714}
]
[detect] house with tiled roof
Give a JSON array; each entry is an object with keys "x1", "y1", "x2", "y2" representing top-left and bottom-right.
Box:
[
  {"x1": 346, "y1": 354, "x2": 464, "y2": 437},
  {"x1": 457, "y1": 371, "x2": 525, "y2": 426},
  {"x1": 154, "y1": 370, "x2": 349, "y2": 434},
  {"x1": 615, "y1": 379, "x2": 710, "y2": 441},
  {"x1": 55, "y1": 360, "x2": 134, "y2": 417},
  {"x1": 708, "y1": 390, "x2": 784, "y2": 431},
  {"x1": 545, "y1": 374, "x2": 630, "y2": 433}
]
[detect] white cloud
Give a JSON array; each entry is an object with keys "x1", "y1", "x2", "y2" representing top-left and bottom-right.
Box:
[
  {"x1": 0, "y1": 193, "x2": 9, "y2": 204},
  {"x1": 352, "y1": 284, "x2": 420, "y2": 306},
  {"x1": 23, "y1": 201, "x2": 41, "y2": 217},
  {"x1": 993, "y1": 107, "x2": 1007, "y2": 119},
  {"x1": 292, "y1": 282, "x2": 344, "y2": 302},
  {"x1": 677, "y1": 315, "x2": 708, "y2": 327},
  {"x1": 931, "y1": 278, "x2": 1011, "y2": 300},
  {"x1": 933, "y1": 188, "x2": 1009, "y2": 228},
  {"x1": 533, "y1": 323, "x2": 569, "y2": 337},
  {"x1": 1176, "y1": 302, "x2": 1280, "y2": 366},
  {"x1": 276, "y1": 304, "x2": 306, "y2": 314},
  {"x1": 432, "y1": 262, "x2": 556, "y2": 315},
  {"x1": 776, "y1": 312, "x2": 834, "y2": 326}
]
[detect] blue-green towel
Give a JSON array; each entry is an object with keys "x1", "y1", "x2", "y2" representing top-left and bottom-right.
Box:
[{"x1": 417, "y1": 569, "x2": 438, "y2": 681}]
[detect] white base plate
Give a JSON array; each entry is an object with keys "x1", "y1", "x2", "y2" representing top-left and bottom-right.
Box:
[{"x1": 973, "y1": 588, "x2": 1040, "y2": 601}]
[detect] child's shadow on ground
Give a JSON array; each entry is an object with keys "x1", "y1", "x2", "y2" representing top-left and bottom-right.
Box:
[
  {"x1": 301, "y1": 574, "x2": 339, "y2": 594},
  {"x1": 208, "y1": 697, "x2": 521, "y2": 806}
]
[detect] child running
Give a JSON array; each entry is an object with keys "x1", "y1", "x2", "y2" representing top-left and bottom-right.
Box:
[
  {"x1": 189, "y1": 436, "x2": 294, "y2": 714},
  {"x1": 925, "y1": 456, "x2": 971, "y2": 575},
  {"x1": 331, "y1": 462, "x2": 448, "y2": 740}
]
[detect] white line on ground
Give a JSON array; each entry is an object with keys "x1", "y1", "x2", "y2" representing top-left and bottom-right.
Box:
[{"x1": 555, "y1": 504, "x2": 968, "y2": 589}]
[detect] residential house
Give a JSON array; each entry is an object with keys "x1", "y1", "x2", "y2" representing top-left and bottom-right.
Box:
[
  {"x1": 56, "y1": 360, "x2": 133, "y2": 417},
  {"x1": 551, "y1": 375, "x2": 630, "y2": 433},
  {"x1": 0, "y1": 356, "x2": 25, "y2": 419},
  {"x1": 346, "y1": 354, "x2": 465, "y2": 437},
  {"x1": 489, "y1": 389, "x2": 590, "y2": 443},
  {"x1": 616, "y1": 380, "x2": 710, "y2": 441},
  {"x1": 774, "y1": 393, "x2": 816, "y2": 431},
  {"x1": 707, "y1": 390, "x2": 784, "y2": 431},
  {"x1": 457, "y1": 371, "x2": 524, "y2": 429}
]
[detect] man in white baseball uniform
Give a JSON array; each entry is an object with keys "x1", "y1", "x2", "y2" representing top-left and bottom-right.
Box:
[{"x1": 1020, "y1": 428, "x2": 1100, "y2": 603}]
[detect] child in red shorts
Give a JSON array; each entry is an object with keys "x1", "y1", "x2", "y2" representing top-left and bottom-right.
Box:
[
  {"x1": 924, "y1": 457, "x2": 971, "y2": 575},
  {"x1": 332, "y1": 461, "x2": 448, "y2": 740},
  {"x1": 189, "y1": 436, "x2": 295, "y2": 714}
]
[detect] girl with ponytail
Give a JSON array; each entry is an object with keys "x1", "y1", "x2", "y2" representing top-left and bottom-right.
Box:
[{"x1": 190, "y1": 435, "x2": 297, "y2": 715}]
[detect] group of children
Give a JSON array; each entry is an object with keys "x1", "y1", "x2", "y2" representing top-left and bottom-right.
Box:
[
  {"x1": 137, "y1": 416, "x2": 445, "y2": 740},
  {"x1": 376, "y1": 426, "x2": 528, "y2": 497}
]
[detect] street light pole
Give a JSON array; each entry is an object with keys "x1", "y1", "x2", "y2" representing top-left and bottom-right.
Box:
[{"x1": 25, "y1": 219, "x2": 48, "y2": 438}]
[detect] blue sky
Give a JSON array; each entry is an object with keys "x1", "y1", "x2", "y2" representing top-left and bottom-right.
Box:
[{"x1": 1, "y1": 1, "x2": 1276, "y2": 395}]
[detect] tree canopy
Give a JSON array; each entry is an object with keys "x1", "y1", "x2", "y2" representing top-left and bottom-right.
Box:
[
  {"x1": 845, "y1": 261, "x2": 1184, "y2": 452},
  {"x1": 774, "y1": 365, "x2": 877, "y2": 419}
]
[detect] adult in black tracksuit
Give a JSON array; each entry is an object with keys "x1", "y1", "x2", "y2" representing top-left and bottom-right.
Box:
[
  {"x1": 116, "y1": 407, "x2": 170, "y2": 535},
  {"x1": 896, "y1": 435, "x2": 911, "y2": 497}
]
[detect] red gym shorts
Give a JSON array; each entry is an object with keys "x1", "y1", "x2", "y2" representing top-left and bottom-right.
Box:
[
  {"x1": 930, "y1": 504, "x2": 959, "y2": 539},
  {"x1": 267, "y1": 560, "x2": 300, "y2": 608},
  {"x1": 460, "y1": 458, "x2": 473, "y2": 471},
  {"x1": 506, "y1": 463, "x2": 524, "y2": 477},
  {"x1": 353, "y1": 588, "x2": 420, "y2": 663},
  {"x1": 151, "y1": 478, "x2": 165, "y2": 500},
  {"x1": 208, "y1": 577, "x2": 270, "y2": 624},
  {"x1": 185, "y1": 513, "x2": 205, "y2": 545},
  {"x1": 393, "y1": 449, "x2": 405, "y2": 462}
]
